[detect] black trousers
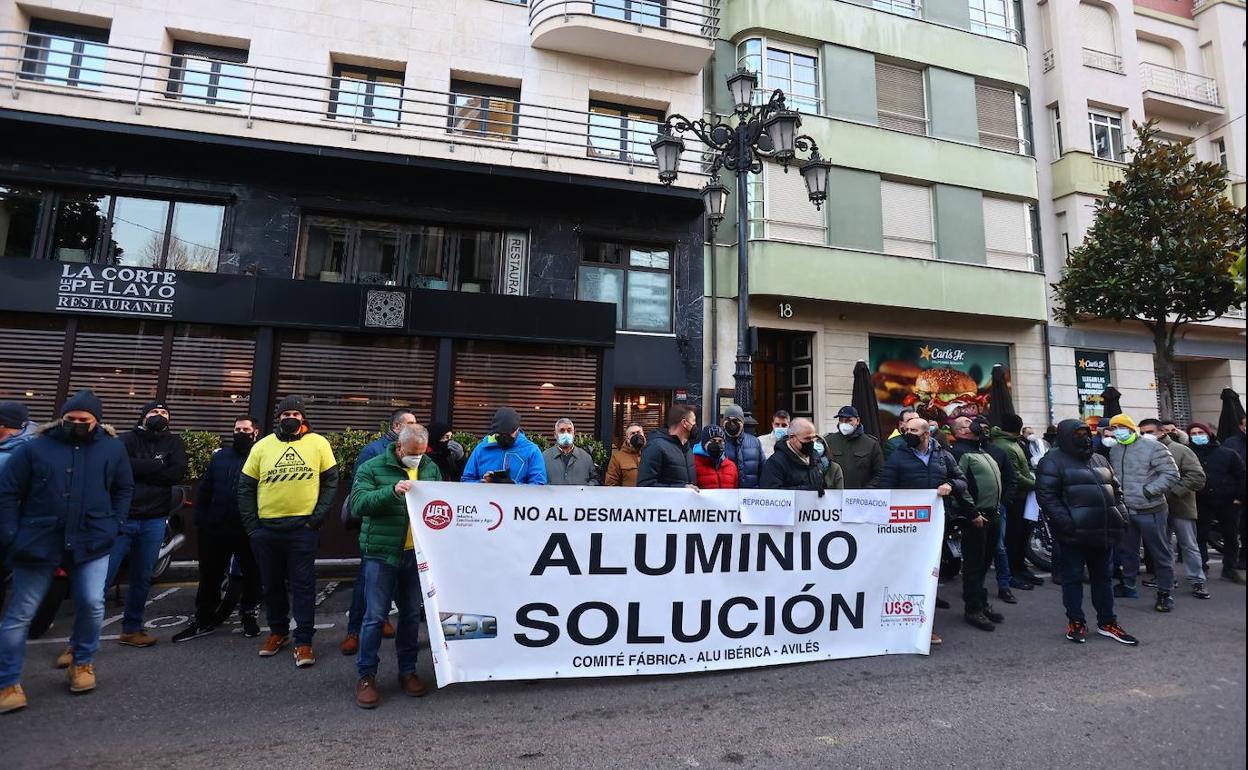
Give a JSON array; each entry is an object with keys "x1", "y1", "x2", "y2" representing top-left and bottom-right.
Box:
[
  {"x1": 1004, "y1": 495, "x2": 1032, "y2": 577},
  {"x1": 1196, "y1": 496, "x2": 1241, "y2": 574},
  {"x1": 961, "y1": 512, "x2": 1000, "y2": 613},
  {"x1": 195, "y1": 523, "x2": 262, "y2": 626}
]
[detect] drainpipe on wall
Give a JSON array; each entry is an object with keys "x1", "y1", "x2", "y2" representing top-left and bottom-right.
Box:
[{"x1": 1041, "y1": 321, "x2": 1055, "y2": 426}]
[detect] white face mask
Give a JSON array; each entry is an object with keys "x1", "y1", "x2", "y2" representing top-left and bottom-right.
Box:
[
  {"x1": 1140, "y1": 433, "x2": 1158, "y2": 442},
  {"x1": 837, "y1": 422, "x2": 856, "y2": 436},
  {"x1": 400, "y1": 454, "x2": 423, "y2": 469},
  {"x1": 1101, "y1": 436, "x2": 1118, "y2": 448}
]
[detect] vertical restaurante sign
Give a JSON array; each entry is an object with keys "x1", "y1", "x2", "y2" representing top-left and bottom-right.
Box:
[{"x1": 56, "y1": 264, "x2": 177, "y2": 318}]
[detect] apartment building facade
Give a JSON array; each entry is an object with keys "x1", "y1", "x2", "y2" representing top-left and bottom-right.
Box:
[
  {"x1": 1024, "y1": 0, "x2": 1247, "y2": 424},
  {"x1": 0, "y1": 0, "x2": 716, "y2": 448},
  {"x1": 702, "y1": 0, "x2": 1051, "y2": 433}
]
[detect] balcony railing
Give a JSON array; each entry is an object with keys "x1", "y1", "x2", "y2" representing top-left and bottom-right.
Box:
[
  {"x1": 986, "y1": 249, "x2": 1041, "y2": 273},
  {"x1": 1042, "y1": 49, "x2": 1055, "y2": 73},
  {"x1": 1082, "y1": 48, "x2": 1124, "y2": 74},
  {"x1": 872, "y1": 0, "x2": 923, "y2": 19},
  {"x1": 970, "y1": 19, "x2": 1021, "y2": 44},
  {"x1": 0, "y1": 30, "x2": 705, "y2": 176},
  {"x1": 1139, "y1": 62, "x2": 1220, "y2": 106},
  {"x1": 528, "y1": 0, "x2": 719, "y2": 39}
]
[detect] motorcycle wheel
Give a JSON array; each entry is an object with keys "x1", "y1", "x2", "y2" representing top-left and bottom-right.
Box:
[{"x1": 1026, "y1": 518, "x2": 1054, "y2": 573}]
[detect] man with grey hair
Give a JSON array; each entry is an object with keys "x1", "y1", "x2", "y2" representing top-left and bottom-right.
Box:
[
  {"x1": 542, "y1": 418, "x2": 598, "y2": 486},
  {"x1": 349, "y1": 423, "x2": 440, "y2": 708},
  {"x1": 760, "y1": 418, "x2": 829, "y2": 492}
]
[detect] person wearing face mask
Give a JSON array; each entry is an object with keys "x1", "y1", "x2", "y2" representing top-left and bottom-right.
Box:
[
  {"x1": 638, "y1": 406, "x2": 699, "y2": 489},
  {"x1": 106, "y1": 400, "x2": 188, "y2": 648},
  {"x1": 882, "y1": 408, "x2": 920, "y2": 459},
  {"x1": 349, "y1": 425, "x2": 440, "y2": 708},
  {"x1": 542, "y1": 418, "x2": 599, "y2": 486},
  {"x1": 1105, "y1": 413, "x2": 1180, "y2": 611},
  {"x1": 605, "y1": 424, "x2": 646, "y2": 487},
  {"x1": 757, "y1": 410, "x2": 791, "y2": 461},
  {"x1": 1034, "y1": 419, "x2": 1136, "y2": 645},
  {"x1": 173, "y1": 416, "x2": 264, "y2": 643},
  {"x1": 822, "y1": 406, "x2": 883, "y2": 489},
  {"x1": 991, "y1": 415, "x2": 1043, "y2": 592},
  {"x1": 719, "y1": 405, "x2": 763, "y2": 489},
  {"x1": 1140, "y1": 419, "x2": 1210, "y2": 600},
  {"x1": 814, "y1": 436, "x2": 845, "y2": 491},
  {"x1": 1093, "y1": 418, "x2": 1113, "y2": 458},
  {"x1": 461, "y1": 407, "x2": 546, "y2": 485},
  {"x1": 1187, "y1": 422, "x2": 1245, "y2": 584},
  {"x1": 0, "y1": 389, "x2": 133, "y2": 712},
  {"x1": 692, "y1": 426, "x2": 740, "y2": 489},
  {"x1": 426, "y1": 421, "x2": 465, "y2": 483},
  {"x1": 239, "y1": 395, "x2": 339, "y2": 667},
  {"x1": 760, "y1": 418, "x2": 828, "y2": 493}
]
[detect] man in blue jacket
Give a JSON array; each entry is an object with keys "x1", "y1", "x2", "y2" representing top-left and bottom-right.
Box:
[
  {"x1": 0, "y1": 402, "x2": 37, "y2": 611},
  {"x1": 173, "y1": 416, "x2": 264, "y2": 643},
  {"x1": 721, "y1": 405, "x2": 763, "y2": 489},
  {"x1": 0, "y1": 390, "x2": 134, "y2": 712},
  {"x1": 462, "y1": 407, "x2": 546, "y2": 484}
]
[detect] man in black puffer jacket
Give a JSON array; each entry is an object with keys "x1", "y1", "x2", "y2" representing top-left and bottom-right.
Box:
[
  {"x1": 107, "y1": 400, "x2": 187, "y2": 648},
  {"x1": 760, "y1": 418, "x2": 826, "y2": 493},
  {"x1": 638, "y1": 405, "x2": 698, "y2": 488},
  {"x1": 1035, "y1": 419, "x2": 1137, "y2": 646}
]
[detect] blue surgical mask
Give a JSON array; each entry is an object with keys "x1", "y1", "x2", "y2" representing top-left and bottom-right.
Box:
[
  {"x1": 928, "y1": 425, "x2": 938, "y2": 434},
  {"x1": 1191, "y1": 434, "x2": 1210, "y2": 446},
  {"x1": 813, "y1": 441, "x2": 825, "y2": 457},
  {"x1": 1113, "y1": 428, "x2": 1132, "y2": 442},
  {"x1": 773, "y1": 427, "x2": 788, "y2": 441},
  {"x1": 556, "y1": 433, "x2": 575, "y2": 448}
]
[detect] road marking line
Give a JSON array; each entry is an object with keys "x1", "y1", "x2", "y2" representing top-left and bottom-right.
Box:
[
  {"x1": 99, "y1": 586, "x2": 181, "y2": 629},
  {"x1": 29, "y1": 622, "x2": 337, "y2": 645}
]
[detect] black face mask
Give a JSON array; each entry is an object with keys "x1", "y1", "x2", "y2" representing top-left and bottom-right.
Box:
[
  {"x1": 496, "y1": 433, "x2": 516, "y2": 449},
  {"x1": 278, "y1": 417, "x2": 303, "y2": 437},
  {"x1": 798, "y1": 440, "x2": 816, "y2": 457},
  {"x1": 233, "y1": 431, "x2": 254, "y2": 453},
  {"x1": 144, "y1": 414, "x2": 169, "y2": 432},
  {"x1": 903, "y1": 433, "x2": 923, "y2": 449},
  {"x1": 723, "y1": 421, "x2": 742, "y2": 437},
  {"x1": 62, "y1": 420, "x2": 92, "y2": 440},
  {"x1": 707, "y1": 443, "x2": 724, "y2": 458},
  {"x1": 629, "y1": 434, "x2": 645, "y2": 450},
  {"x1": 1074, "y1": 434, "x2": 1094, "y2": 458}
]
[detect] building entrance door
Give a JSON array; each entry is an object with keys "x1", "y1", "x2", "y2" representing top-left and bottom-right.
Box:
[{"x1": 752, "y1": 329, "x2": 815, "y2": 423}]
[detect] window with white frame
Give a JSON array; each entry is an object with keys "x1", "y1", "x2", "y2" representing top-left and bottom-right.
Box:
[
  {"x1": 1088, "y1": 110, "x2": 1125, "y2": 161},
  {"x1": 876, "y1": 62, "x2": 927, "y2": 136},
  {"x1": 736, "y1": 39, "x2": 820, "y2": 114},
  {"x1": 1215, "y1": 138, "x2": 1228, "y2": 170},
  {"x1": 1049, "y1": 104, "x2": 1063, "y2": 157},
  {"x1": 880, "y1": 180, "x2": 934, "y2": 259},
  {"x1": 763, "y1": 163, "x2": 825, "y2": 244},
  {"x1": 982, "y1": 197, "x2": 1034, "y2": 270},
  {"x1": 969, "y1": 0, "x2": 1017, "y2": 41}
]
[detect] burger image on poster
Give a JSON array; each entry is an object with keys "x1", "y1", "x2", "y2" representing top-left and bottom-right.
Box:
[
  {"x1": 906, "y1": 368, "x2": 989, "y2": 421},
  {"x1": 872, "y1": 360, "x2": 923, "y2": 403}
]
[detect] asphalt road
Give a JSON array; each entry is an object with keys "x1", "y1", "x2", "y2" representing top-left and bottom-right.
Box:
[{"x1": 1, "y1": 563, "x2": 1244, "y2": 770}]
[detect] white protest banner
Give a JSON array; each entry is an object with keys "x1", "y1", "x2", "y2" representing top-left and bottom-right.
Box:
[
  {"x1": 841, "y1": 488, "x2": 892, "y2": 524},
  {"x1": 739, "y1": 489, "x2": 795, "y2": 526},
  {"x1": 407, "y1": 484, "x2": 943, "y2": 687}
]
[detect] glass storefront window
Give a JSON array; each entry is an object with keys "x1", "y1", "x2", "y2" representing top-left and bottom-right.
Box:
[
  {"x1": 580, "y1": 239, "x2": 673, "y2": 333},
  {"x1": 357, "y1": 225, "x2": 402, "y2": 285},
  {"x1": 577, "y1": 266, "x2": 624, "y2": 327},
  {"x1": 51, "y1": 191, "x2": 111, "y2": 263},
  {"x1": 301, "y1": 219, "x2": 350, "y2": 282},
  {"x1": 452, "y1": 230, "x2": 500, "y2": 293},
  {"x1": 625, "y1": 270, "x2": 672, "y2": 333},
  {"x1": 0, "y1": 185, "x2": 43, "y2": 258},
  {"x1": 167, "y1": 202, "x2": 224, "y2": 272},
  {"x1": 106, "y1": 196, "x2": 170, "y2": 268}
]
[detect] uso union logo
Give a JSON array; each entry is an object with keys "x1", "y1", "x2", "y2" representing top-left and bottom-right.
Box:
[{"x1": 423, "y1": 500, "x2": 453, "y2": 530}]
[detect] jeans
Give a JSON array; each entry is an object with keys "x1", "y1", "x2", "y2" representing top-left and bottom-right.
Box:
[
  {"x1": 1117, "y1": 508, "x2": 1175, "y2": 592},
  {"x1": 347, "y1": 561, "x2": 367, "y2": 636},
  {"x1": 249, "y1": 526, "x2": 318, "y2": 645},
  {"x1": 993, "y1": 506, "x2": 1012, "y2": 589},
  {"x1": 356, "y1": 552, "x2": 422, "y2": 679},
  {"x1": 1058, "y1": 543, "x2": 1116, "y2": 626},
  {"x1": 1169, "y1": 518, "x2": 1206, "y2": 584},
  {"x1": 105, "y1": 517, "x2": 167, "y2": 634},
  {"x1": 194, "y1": 524, "x2": 261, "y2": 626},
  {"x1": 961, "y1": 512, "x2": 999, "y2": 613},
  {"x1": 0, "y1": 554, "x2": 109, "y2": 687}
]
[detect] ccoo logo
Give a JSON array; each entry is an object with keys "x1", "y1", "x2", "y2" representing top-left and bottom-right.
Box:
[{"x1": 423, "y1": 500, "x2": 453, "y2": 530}]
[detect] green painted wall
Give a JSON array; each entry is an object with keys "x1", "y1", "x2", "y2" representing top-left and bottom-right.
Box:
[
  {"x1": 933, "y1": 184, "x2": 986, "y2": 265},
  {"x1": 827, "y1": 168, "x2": 883, "y2": 251},
  {"x1": 926, "y1": 68, "x2": 979, "y2": 145},
  {"x1": 924, "y1": 0, "x2": 971, "y2": 30},
  {"x1": 720, "y1": 0, "x2": 1028, "y2": 87},
  {"x1": 706, "y1": 40, "x2": 739, "y2": 117},
  {"x1": 822, "y1": 44, "x2": 878, "y2": 125},
  {"x1": 706, "y1": 241, "x2": 1048, "y2": 320}
]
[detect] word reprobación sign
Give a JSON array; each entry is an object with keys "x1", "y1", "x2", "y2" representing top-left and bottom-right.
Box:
[{"x1": 406, "y1": 485, "x2": 943, "y2": 687}]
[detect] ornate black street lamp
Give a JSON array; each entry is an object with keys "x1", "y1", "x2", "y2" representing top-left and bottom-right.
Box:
[{"x1": 652, "y1": 68, "x2": 831, "y2": 431}]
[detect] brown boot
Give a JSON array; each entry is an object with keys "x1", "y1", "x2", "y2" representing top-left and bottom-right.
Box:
[
  {"x1": 382, "y1": 620, "x2": 396, "y2": 639},
  {"x1": 339, "y1": 633, "x2": 359, "y2": 656},
  {"x1": 68, "y1": 664, "x2": 96, "y2": 693},
  {"x1": 399, "y1": 672, "x2": 428, "y2": 697},
  {"x1": 118, "y1": 631, "x2": 158, "y2": 648},
  {"x1": 355, "y1": 675, "x2": 380, "y2": 709},
  {"x1": 55, "y1": 646, "x2": 72, "y2": 669},
  {"x1": 0, "y1": 684, "x2": 27, "y2": 713}
]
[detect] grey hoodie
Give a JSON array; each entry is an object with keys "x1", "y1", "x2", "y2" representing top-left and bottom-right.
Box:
[{"x1": 1109, "y1": 436, "x2": 1180, "y2": 514}]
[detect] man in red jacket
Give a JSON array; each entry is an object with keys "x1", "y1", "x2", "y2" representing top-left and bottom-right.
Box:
[{"x1": 692, "y1": 426, "x2": 739, "y2": 489}]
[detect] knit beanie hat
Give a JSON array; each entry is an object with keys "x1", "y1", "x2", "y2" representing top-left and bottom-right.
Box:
[
  {"x1": 1109, "y1": 413, "x2": 1138, "y2": 432},
  {"x1": 61, "y1": 389, "x2": 103, "y2": 422}
]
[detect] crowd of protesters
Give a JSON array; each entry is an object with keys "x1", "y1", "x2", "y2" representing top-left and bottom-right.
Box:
[{"x1": 0, "y1": 389, "x2": 1243, "y2": 712}]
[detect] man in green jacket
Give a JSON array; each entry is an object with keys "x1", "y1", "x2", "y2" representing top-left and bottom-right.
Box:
[
  {"x1": 823, "y1": 406, "x2": 884, "y2": 489},
  {"x1": 992, "y1": 415, "x2": 1043, "y2": 590},
  {"x1": 350, "y1": 425, "x2": 441, "y2": 709}
]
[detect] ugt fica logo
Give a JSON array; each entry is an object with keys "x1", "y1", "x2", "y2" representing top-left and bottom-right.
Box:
[
  {"x1": 889, "y1": 505, "x2": 932, "y2": 524},
  {"x1": 881, "y1": 589, "x2": 927, "y2": 626},
  {"x1": 422, "y1": 500, "x2": 453, "y2": 530}
]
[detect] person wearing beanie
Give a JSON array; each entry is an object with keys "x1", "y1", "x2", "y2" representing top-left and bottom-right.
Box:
[
  {"x1": 106, "y1": 400, "x2": 188, "y2": 649},
  {"x1": 720, "y1": 405, "x2": 763, "y2": 489},
  {"x1": 1140, "y1": 419, "x2": 1209, "y2": 599},
  {"x1": 990, "y1": 414, "x2": 1043, "y2": 590},
  {"x1": 1107, "y1": 412, "x2": 1181, "y2": 611},
  {"x1": 692, "y1": 425, "x2": 739, "y2": 489},
  {"x1": 239, "y1": 395, "x2": 339, "y2": 666},
  {"x1": 1186, "y1": 422, "x2": 1246, "y2": 583},
  {"x1": 0, "y1": 389, "x2": 134, "y2": 711},
  {"x1": 461, "y1": 406, "x2": 546, "y2": 484},
  {"x1": 823, "y1": 404, "x2": 884, "y2": 490},
  {"x1": 426, "y1": 421, "x2": 465, "y2": 483}
]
